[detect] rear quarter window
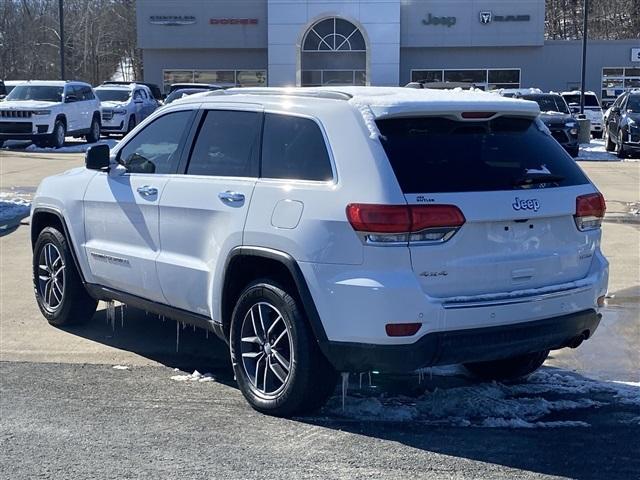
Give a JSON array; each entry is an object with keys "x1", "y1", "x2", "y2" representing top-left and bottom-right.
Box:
[
  {"x1": 376, "y1": 116, "x2": 589, "y2": 194},
  {"x1": 261, "y1": 113, "x2": 333, "y2": 181}
]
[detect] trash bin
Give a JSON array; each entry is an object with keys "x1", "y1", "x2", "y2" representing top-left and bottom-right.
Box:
[{"x1": 576, "y1": 114, "x2": 591, "y2": 144}]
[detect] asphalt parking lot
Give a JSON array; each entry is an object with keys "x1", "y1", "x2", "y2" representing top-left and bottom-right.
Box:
[{"x1": 1, "y1": 146, "x2": 639, "y2": 479}]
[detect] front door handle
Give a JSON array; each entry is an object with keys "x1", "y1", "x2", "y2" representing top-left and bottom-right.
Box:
[
  {"x1": 137, "y1": 185, "x2": 158, "y2": 197},
  {"x1": 218, "y1": 191, "x2": 245, "y2": 203}
]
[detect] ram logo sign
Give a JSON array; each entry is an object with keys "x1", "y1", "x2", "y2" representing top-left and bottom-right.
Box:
[{"x1": 479, "y1": 11, "x2": 492, "y2": 24}]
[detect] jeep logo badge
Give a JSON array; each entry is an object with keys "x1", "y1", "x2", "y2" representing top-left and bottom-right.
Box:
[
  {"x1": 479, "y1": 11, "x2": 492, "y2": 24},
  {"x1": 512, "y1": 197, "x2": 540, "y2": 212}
]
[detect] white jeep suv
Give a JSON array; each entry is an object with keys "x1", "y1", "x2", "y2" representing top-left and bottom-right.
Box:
[
  {"x1": 95, "y1": 83, "x2": 158, "y2": 135},
  {"x1": 0, "y1": 80, "x2": 101, "y2": 148},
  {"x1": 31, "y1": 87, "x2": 608, "y2": 416}
]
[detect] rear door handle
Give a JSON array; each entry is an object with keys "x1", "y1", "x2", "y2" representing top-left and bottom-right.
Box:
[
  {"x1": 218, "y1": 191, "x2": 245, "y2": 203},
  {"x1": 137, "y1": 185, "x2": 158, "y2": 197}
]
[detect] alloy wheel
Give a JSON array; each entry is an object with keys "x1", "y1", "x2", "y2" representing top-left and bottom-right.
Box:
[
  {"x1": 240, "y1": 302, "x2": 293, "y2": 397},
  {"x1": 56, "y1": 124, "x2": 65, "y2": 147},
  {"x1": 37, "y1": 243, "x2": 65, "y2": 312}
]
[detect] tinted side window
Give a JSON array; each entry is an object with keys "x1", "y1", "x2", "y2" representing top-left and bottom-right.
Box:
[
  {"x1": 119, "y1": 111, "x2": 192, "y2": 174},
  {"x1": 81, "y1": 86, "x2": 95, "y2": 100},
  {"x1": 261, "y1": 113, "x2": 333, "y2": 181},
  {"x1": 186, "y1": 110, "x2": 260, "y2": 177},
  {"x1": 134, "y1": 90, "x2": 143, "y2": 100},
  {"x1": 376, "y1": 116, "x2": 589, "y2": 193}
]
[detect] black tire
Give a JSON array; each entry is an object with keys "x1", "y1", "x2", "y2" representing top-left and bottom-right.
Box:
[
  {"x1": 126, "y1": 115, "x2": 136, "y2": 134},
  {"x1": 85, "y1": 115, "x2": 101, "y2": 143},
  {"x1": 567, "y1": 146, "x2": 579, "y2": 158},
  {"x1": 463, "y1": 350, "x2": 549, "y2": 381},
  {"x1": 32, "y1": 226, "x2": 97, "y2": 326},
  {"x1": 49, "y1": 119, "x2": 66, "y2": 148},
  {"x1": 616, "y1": 130, "x2": 627, "y2": 159},
  {"x1": 592, "y1": 131, "x2": 602, "y2": 139},
  {"x1": 604, "y1": 128, "x2": 615, "y2": 151},
  {"x1": 230, "y1": 280, "x2": 337, "y2": 417}
]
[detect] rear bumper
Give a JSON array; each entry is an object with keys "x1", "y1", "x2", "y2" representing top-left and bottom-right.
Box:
[{"x1": 324, "y1": 309, "x2": 601, "y2": 372}]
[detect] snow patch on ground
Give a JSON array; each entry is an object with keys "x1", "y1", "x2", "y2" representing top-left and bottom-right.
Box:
[
  {"x1": 0, "y1": 193, "x2": 31, "y2": 230},
  {"x1": 171, "y1": 370, "x2": 215, "y2": 383},
  {"x1": 112, "y1": 365, "x2": 129, "y2": 370},
  {"x1": 578, "y1": 139, "x2": 640, "y2": 162},
  {"x1": 326, "y1": 368, "x2": 639, "y2": 428},
  {"x1": 2, "y1": 137, "x2": 118, "y2": 153}
]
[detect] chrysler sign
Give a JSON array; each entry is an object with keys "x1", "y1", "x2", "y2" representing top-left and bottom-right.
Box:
[{"x1": 149, "y1": 15, "x2": 196, "y2": 26}]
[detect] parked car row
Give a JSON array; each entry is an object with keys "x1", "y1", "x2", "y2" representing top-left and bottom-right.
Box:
[
  {"x1": 507, "y1": 89, "x2": 580, "y2": 158},
  {"x1": 0, "y1": 79, "x2": 223, "y2": 149},
  {"x1": 604, "y1": 89, "x2": 640, "y2": 158}
]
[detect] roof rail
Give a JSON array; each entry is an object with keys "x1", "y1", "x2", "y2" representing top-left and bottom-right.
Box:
[{"x1": 205, "y1": 87, "x2": 353, "y2": 101}]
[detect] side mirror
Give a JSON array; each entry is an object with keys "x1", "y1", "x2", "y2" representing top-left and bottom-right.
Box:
[{"x1": 85, "y1": 144, "x2": 110, "y2": 170}]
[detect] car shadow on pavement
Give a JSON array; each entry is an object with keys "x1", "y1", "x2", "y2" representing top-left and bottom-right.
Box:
[
  {"x1": 63, "y1": 304, "x2": 237, "y2": 385},
  {"x1": 62, "y1": 305, "x2": 639, "y2": 480}
]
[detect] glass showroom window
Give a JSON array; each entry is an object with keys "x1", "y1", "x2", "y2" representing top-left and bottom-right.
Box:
[
  {"x1": 301, "y1": 17, "x2": 367, "y2": 86},
  {"x1": 410, "y1": 69, "x2": 520, "y2": 90},
  {"x1": 301, "y1": 70, "x2": 366, "y2": 87},
  {"x1": 602, "y1": 67, "x2": 640, "y2": 103},
  {"x1": 162, "y1": 70, "x2": 267, "y2": 92}
]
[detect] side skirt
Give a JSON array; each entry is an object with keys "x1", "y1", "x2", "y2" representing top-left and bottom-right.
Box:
[{"x1": 85, "y1": 284, "x2": 227, "y2": 342}]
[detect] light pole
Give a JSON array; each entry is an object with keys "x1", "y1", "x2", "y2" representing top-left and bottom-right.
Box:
[
  {"x1": 58, "y1": 0, "x2": 65, "y2": 80},
  {"x1": 579, "y1": 0, "x2": 588, "y2": 115}
]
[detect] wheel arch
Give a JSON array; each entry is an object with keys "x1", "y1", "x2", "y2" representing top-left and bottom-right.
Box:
[
  {"x1": 31, "y1": 207, "x2": 86, "y2": 283},
  {"x1": 220, "y1": 247, "x2": 329, "y2": 349},
  {"x1": 54, "y1": 114, "x2": 67, "y2": 128}
]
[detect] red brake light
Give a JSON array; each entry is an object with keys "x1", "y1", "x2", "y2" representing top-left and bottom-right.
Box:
[
  {"x1": 346, "y1": 204, "x2": 465, "y2": 233},
  {"x1": 345, "y1": 204, "x2": 411, "y2": 233},
  {"x1": 385, "y1": 322, "x2": 421, "y2": 337},
  {"x1": 411, "y1": 205, "x2": 466, "y2": 230},
  {"x1": 575, "y1": 193, "x2": 605, "y2": 231},
  {"x1": 461, "y1": 111, "x2": 496, "y2": 119},
  {"x1": 576, "y1": 193, "x2": 606, "y2": 218}
]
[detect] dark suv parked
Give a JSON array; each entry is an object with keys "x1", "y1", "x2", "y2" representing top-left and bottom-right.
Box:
[
  {"x1": 605, "y1": 91, "x2": 640, "y2": 158},
  {"x1": 515, "y1": 92, "x2": 579, "y2": 157}
]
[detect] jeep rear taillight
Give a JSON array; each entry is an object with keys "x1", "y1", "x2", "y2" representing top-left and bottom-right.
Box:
[
  {"x1": 346, "y1": 204, "x2": 465, "y2": 244},
  {"x1": 574, "y1": 193, "x2": 606, "y2": 231}
]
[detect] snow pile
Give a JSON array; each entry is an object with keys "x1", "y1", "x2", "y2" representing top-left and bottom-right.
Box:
[
  {"x1": 2, "y1": 138, "x2": 118, "y2": 153},
  {"x1": 112, "y1": 365, "x2": 129, "y2": 370},
  {"x1": 578, "y1": 140, "x2": 618, "y2": 161},
  {"x1": 25, "y1": 138, "x2": 119, "y2": 154},
  {"x1": 0, "y1": 193, "x2": 31, "y2": 230},
  {"x1": 171, "y1": 370, "x2": 215, "y2": 383},
  {"x1": 327, "y1": 368, "x2": 639, "y2": 428}
]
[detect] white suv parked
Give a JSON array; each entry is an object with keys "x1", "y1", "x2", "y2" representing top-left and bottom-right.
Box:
[
  {"x1": 31, "y1": 87, "x2": 608, "y2": 416},
  {"x1": 0, "y1": 80, "x2": 101, "y2": 148},
  {"x1": 561, "y1": 90, "x2": 605, "y2": 138},
  {"x1": 95, "y1": 83, "x2": 158, "y2": 135}
]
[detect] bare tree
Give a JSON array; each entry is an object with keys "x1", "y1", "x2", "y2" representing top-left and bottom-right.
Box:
[{"x1": 0, "y1": 0, "x2": 141, "y2": 83}]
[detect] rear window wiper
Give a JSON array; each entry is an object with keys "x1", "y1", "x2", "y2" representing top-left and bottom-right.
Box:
[{"x1": 513, "y1": 173, "x2": 565, "y2": 186}]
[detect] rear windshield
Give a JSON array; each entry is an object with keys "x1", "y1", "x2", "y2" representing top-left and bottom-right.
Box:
[
  {"x1": 95, "y1": 89, "x2": 130, "y2": 102},
  {"x1": 562, "y1": 94, "x2": 600, "y2": 108},
  {"x1": 376, "y1": 116, "x2": 589, "y2": 193}
]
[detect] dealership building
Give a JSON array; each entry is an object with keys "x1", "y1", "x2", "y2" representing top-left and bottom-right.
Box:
[{"x1": 136, "y1": 0, "x2": 640, "y2": 103}]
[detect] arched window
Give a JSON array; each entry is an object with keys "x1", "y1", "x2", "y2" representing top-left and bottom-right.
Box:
[{"x1": 302, "y1": 17, "x2": 366, "y2": 52}]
